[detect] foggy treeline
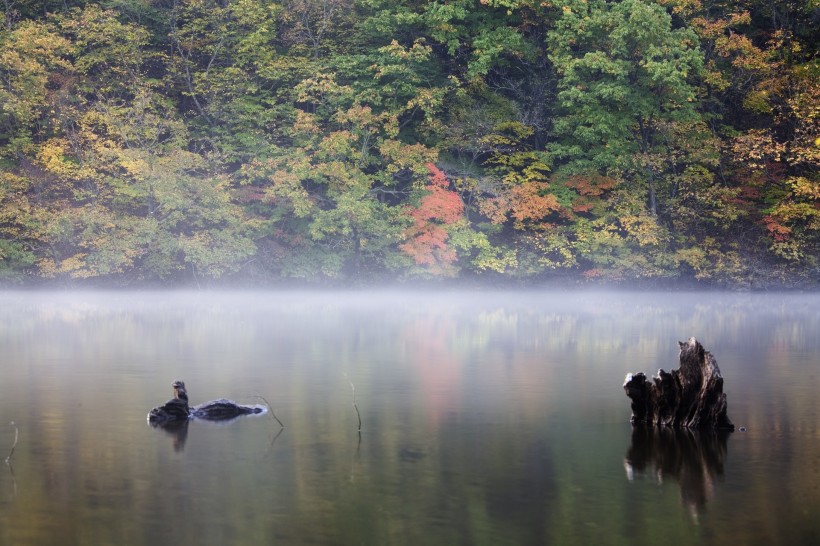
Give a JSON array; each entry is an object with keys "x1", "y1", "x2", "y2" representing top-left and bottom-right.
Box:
[{"x1": 0, "y1": 0, "x2": 817, "y2": 287}]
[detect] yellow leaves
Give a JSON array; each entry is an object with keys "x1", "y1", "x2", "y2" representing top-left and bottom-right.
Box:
[
  {"x1": 701, "y1": 67, "x2": 730, "y2": 92},
  {"x1": 691, "y1": 11, "x2": 751, "y2": 41},
  {"x1": 376, "y1": 39, "x2": 431, "y2": 64},
  {"x1": 742, "y1": 90, "x2": 773, "y2": 114},
  {"x1": 0, "y1": 21, "x2": 71, "y2": 139},
  {"x1": 0, "y1": 172, "x2": 33, "y2": 245},
  {"x1": 618, "y1": 212, "x2": 666, "y2": 247},
  {"x1": 261, "y1": 157, "x2": 315, "y2": 218},
  {"x1": 318, "y1": 130, "x2": 357, "y2": 160},
  {"x1": 768, "y1": 237, "x2": 806, "y2": 263},
  {"x1": 332, "y1": 104, "x2": 396, "y2": 140},
  {"x1": 674, "y1": 245, "x2": 708, "y2": 277},
  {"x1": 61, "y1": 4, "x2": 148, "y2": 79},
  {"x1": 789, "y1": 177, "x2": 820, "y2": 201},
  {"x1": 781, "y1": 65, "x2": 820, "y2": 168},
  {"x1": 333, "y1": 104, "x2": 376, "y2": 128},
  {"x1": 522, "y1": 230, "x2": 577, "y2": 270},
  {"x1": 378, "y1": 140, "x2": 436, "y2": 176},
  {"x1": 37, "y1": 253, "x2": 85, "y2": 278},
  {"x1": 36, "y1": 139, "x2": 76, "y2": 177},
  {"x1": 656, "y1": 0, "x2": 703, "y2": 18},
  {"x1": 481, "y1": 123, "x2": 534, "y2": 152},
  {"x1": 293, "y1": 110, "x2": 321, "y2": 138},
  {"x1": 2, "y1": 21, "x2": 72, "y2": 69},
  {"x1": 674, "y1": 238, "x2": 744, "y2": 281},
  {"x1": 117, "y1": 153, "x2": 150, "y2": 180},
  {"x1": 294, "y1": 73, "x2": 352, "y2": 105},
  {"x1": 690, "y1": 10, "x2": 774, "y2": 105},
  {"x1": 405, "y1": 87, "x2": 447, "y2": 120},
  {"x1": 730, "y1": 129, "x2": 784, "y2": 169}
]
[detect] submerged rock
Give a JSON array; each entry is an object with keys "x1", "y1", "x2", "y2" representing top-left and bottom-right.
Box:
[{"x1": 623, "y1": 338, "x2": 734, "y2": 430}]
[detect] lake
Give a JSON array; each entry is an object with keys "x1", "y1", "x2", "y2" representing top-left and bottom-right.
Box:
[{"x1": 0, "y1": 290, "x2": 818, "y2": 545}]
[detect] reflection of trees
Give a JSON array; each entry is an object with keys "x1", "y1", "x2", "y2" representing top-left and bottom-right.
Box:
[{"x1": 625, "y1": 426, "x2": 731, "y2": 518}]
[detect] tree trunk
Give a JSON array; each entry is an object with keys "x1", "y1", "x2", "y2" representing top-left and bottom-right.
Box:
[{"x1": 623, "y1": 337, "x2": 734, "y2": 429}]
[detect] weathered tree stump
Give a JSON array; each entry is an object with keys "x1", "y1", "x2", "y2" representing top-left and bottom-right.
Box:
[
  {"x1": 148, "y1": 380, "x2": 264, "y2": 424},
  {"x1": 623, "y1": 338, "x2": 734, "y2": 430}
]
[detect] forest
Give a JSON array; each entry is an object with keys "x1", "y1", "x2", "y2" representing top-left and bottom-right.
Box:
[{"x1": 0, "y1": 0, "x2": 817, "y2": 287}]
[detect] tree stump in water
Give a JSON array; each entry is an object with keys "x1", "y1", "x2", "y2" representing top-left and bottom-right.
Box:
[
  {"x1": 623, "y1": 337, "x2": 734, "y2": 430},
  {"x1": 148, "y1": 380, "x2": 264, "y2": 424}
]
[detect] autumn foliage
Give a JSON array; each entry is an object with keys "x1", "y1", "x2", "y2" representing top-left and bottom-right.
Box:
[
  {"x1": 399, "y1": 164, "x2": 464, "y2": 275},
  {"x1": 0, "y1": 0, "x2": 817, "y2": 286}
]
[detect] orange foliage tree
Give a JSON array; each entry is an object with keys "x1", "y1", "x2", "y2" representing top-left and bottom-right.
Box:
[{"x1": 399, "y1": 163, "x2": 465, "y2": 276}]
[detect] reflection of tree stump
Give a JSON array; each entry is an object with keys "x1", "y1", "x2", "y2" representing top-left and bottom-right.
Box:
[
  {"x1": 625, "y1": 427, "x2": 730, "y2": 515},
  {"x1": 623, "y1": 338, "x2": 734, "y2": 430}
]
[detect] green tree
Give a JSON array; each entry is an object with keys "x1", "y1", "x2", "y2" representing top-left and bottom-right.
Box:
[{"x1": 547, "y1": 0, "x2": 704, "y2": 215}]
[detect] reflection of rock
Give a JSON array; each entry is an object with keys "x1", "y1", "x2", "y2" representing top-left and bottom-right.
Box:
[
  {"x1": 625, "y1": 426, "x2": 730, "y2": 517},
  {"x1": 150, "y1": 418, "x2": 190, "y2": 452},
  {"x1": 147, "y1": 380, "x2": 265, "y2": 450},
  {"x1": 623, "y1": 338, "x2": 734, "y2": 430}
]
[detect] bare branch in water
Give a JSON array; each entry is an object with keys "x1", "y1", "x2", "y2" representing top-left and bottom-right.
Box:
[
  {"x1": 348, "y1": 379, "x2": 362, "y2": 432},
  {"x1": 6, "y1": 421, "x2": 18, "y2": 463},
  {"x1": 253, "y1": 395, "x2": 284, "y2": 428}
]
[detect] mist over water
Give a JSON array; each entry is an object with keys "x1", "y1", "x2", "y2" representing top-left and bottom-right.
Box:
[{"x1": 1, "y1": 290, "x2": 818, "y2": 545}]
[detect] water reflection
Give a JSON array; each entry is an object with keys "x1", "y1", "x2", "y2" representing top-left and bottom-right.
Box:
[
  {"x1": 149, "y1": 413, "x2": 270, "y2": 452},
  {"x1": 625, "y1": 426, "x2": 731, "y2": 519},
  {"x1": 1, "y1": 291, "x2": 818, "y2": 545},
  {"x1": 149, "y1": 420, "x2": 190, "y2": 452}
]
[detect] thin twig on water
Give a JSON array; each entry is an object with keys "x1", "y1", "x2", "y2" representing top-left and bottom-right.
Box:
[
  {"x1": 6, "y1": 421, "x2": 18, "y2": 463},
  {"x1": 266, "y1": 427, "x2": 285, "y2": 456},
  {"x1": 253, "y1": 395, "x2": 284, "y2": 428},
  {"x1": 348, "y1": 379, "x2": 362, "y2": 432}
]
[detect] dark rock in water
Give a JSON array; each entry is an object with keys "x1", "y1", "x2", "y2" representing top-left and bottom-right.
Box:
[
  {"x1": 623, "y1": 338, "x2": 734, "y2": 430},
  {"x1": 147, "y1": 397, "x2": 190, "y2": 422},
  {"x1": 147, "y1": 380, "x2": 191, "y2": 423},
  {"x1": 147, "y1": 380, "x2": 263, "y2": 424},
  {"x1": 192, "y1": 399, "x2": 263, "y2": 420}
]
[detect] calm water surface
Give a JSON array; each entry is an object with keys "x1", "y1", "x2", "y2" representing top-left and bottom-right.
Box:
[{"x1": 0, "y1": 290, "x2": 818, "y2": 546}]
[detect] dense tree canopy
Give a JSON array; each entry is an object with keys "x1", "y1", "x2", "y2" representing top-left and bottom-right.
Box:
[{"x1": 0, "y1": 0, "x2": 817, "y2": 286}]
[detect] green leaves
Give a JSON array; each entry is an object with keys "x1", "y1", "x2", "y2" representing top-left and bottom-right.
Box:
[{"x1": 548, "y1": 0, "x2": 703, "y2": 173}]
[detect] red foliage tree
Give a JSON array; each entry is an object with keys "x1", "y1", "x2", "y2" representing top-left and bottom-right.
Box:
[{"x1": 399, "y1": 163, "x2": 465, "y2": 274}]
